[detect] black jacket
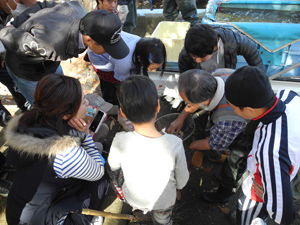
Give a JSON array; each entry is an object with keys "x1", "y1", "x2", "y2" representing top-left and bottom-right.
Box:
[
  {"x1": 178, "y1": 26, "x2": 264, "y2": 73},
  {"x1": 0, "y1": 1, "x2": 88, "y2": 81},
  {"x1": 4, "y1": 115, "x2": 90, "y2": 225}
]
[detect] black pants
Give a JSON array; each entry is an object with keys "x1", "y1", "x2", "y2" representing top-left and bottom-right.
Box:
[
  {"x1": 64, "y1": 174, "x2": 109, "y2": 225},
  {"x1": 100, "y1": 78, "x2": 119, "y2": 105}
]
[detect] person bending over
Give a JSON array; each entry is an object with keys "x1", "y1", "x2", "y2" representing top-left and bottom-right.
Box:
[{"x1": 225, "y1": 66, "x2": 300, "y2": 225}]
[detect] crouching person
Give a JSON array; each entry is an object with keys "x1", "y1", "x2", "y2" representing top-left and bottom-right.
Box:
[
  {"x1": 107, "y1": 75, "x2": 189, "y2": 225},
  {"x1": 4, "y1": 74, "x2": 108, "y2": 225}
]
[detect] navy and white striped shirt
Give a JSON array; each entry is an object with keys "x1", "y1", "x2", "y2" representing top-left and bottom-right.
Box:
[
  {"x1": 53, "y1": 134, "x2": 105, "y2": 181},
  {"x1": 243, "y1": 90, "x2": 300, "y2": 225}
]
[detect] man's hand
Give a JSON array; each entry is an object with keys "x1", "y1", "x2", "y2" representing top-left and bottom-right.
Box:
[
  {"x1": 167, "y1": 107, "x2": 193, "y2": 135},
  {"x1": 167, "y1": 117, "x2": 184, "y2": 136}
]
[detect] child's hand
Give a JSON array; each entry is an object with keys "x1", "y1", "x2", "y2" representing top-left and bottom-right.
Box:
[{"x1": 68, "y1": 118, "x2": 90, "y2": 133}]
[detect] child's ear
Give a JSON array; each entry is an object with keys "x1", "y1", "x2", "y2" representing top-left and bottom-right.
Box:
[
  {"x1": 120, "y1": 108, "x2": 127, "y2": 118},
  {"x1": 156, "y1": 100, "x2": 160, "y2": 113}
]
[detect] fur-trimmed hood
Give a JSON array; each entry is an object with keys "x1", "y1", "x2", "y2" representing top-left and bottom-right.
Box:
[{"x1": 4, "y1": 115, "x2": 81, "y2": 158}]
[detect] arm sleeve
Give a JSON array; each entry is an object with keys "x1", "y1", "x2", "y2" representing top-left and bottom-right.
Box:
[
  {"x1": 235, "y1": 31, "x2": 264, "y2": 72},
  {"x1": 174, "y1": 141, "x2": 189, "y2": 190},
  {"x1": 53, "y1": 134, "x2": 105, "y2": 181},
  {"x1": 258, "y1": 145, "x2": 296, "y2": 224},
  {"x1": 107, "y1": 137, "x2": 122, "y2": 172},
  {"x1": 208, "y1": 121, "x2": 246, "y2": 151}
]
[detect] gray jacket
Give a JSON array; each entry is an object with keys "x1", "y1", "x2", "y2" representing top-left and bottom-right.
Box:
[{"x1": 179, "y1": 26, "x2": 264, "y2": 73}]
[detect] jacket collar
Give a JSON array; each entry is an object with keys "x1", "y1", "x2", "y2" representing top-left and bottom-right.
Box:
[
  {"x1": 4, "y1": 115, "x2": 81, "y2": 158},
  {"x1": 253, "y1": 97, "x2": 285, "y2": 124}
]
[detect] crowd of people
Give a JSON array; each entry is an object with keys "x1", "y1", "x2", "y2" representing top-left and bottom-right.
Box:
[{"x1": 0, "y1": 0, "x2": 299, "y2": 225}]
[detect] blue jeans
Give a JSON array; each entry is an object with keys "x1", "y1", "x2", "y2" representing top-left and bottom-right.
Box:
[{"x1": 6, "y1": 65, "x2": 63, "y2": 106}]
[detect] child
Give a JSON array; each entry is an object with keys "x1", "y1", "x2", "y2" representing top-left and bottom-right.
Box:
[{"x1": 107, "y1": 75, "x2": 189, "y2": 225}]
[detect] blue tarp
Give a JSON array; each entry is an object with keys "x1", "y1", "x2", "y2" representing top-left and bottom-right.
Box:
[{"x1": 230, "y1": 22, "x2": 300, "y2": 52}]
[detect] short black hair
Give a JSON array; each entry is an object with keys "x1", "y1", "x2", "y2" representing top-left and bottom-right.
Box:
[
  {"x1": 184, "y1": 24, "x2": 218, "y2": 58},
  {"x1": 178, "y1": 69, "x2": 217, "y2": 103},
  {"x1": 117, "y1": 75, "x2": 158, "y2": 124}
]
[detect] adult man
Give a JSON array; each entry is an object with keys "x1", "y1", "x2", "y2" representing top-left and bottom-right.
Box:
[
  {"x1": 225, "y1": 66, "x2": 299, "y2": 225},
  {"x1": 0, "y1": 4, "x2": 27, "y2": 113},
  {"x1": 0, "y1": 2, "x2": 129, "y2": 105},
  {"x1": 168, "y1": 68, "x2": 257, "y2": 203},
  {"x1": 170, "y1": 23, "x2": 265, "y2": 204},
  {"x1": 179, "y1": 24, "x2": 264, "y2": 73},
  {"x1": 163, "y1": 0, "x2": 199, "y2": 26}
]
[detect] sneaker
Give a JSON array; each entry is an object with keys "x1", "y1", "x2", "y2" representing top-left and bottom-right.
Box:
[
  {"x1": 117, "y1": 109, "x2": 134, "y2": 131},
  {"x1": 90, "y1": 216, "x2": 103, "y2": 225},
  {"x1": 250, "y1": 218, "x2": 266, "y2": 225},
  {"x1": 0, "y1": 179, "x2": 12, "y2": 197},
  {"x1": 0, "y1": 109, "x2": 12, "y2": 127}
]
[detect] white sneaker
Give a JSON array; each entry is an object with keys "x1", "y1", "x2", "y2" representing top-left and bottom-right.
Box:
[
  {"x1": 90, "y1": 216, "x2": 103, "y2": 225},
  {"x1": 250, "y1": 218, "x2": 266, "y2": 225},
  {"x1": 117, "y1": 109, "x2": 134, "y2": 131}
]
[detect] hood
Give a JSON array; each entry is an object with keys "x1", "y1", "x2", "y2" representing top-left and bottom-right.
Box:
[{"x1": 4, "y1": 115, "x2": 81, "y2": 158}]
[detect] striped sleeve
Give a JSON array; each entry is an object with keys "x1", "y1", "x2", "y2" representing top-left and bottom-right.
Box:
[{"x1": 53, "y1": 134, "x2": 105, "y2": 181}]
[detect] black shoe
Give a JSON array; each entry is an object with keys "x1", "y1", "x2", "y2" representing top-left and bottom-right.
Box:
[
  {"x1": 0, "y1": 179, "x2": 12, "y2": 197},
  {"x1": 202, "y1": 189, "x2": 232, "y2": 204},
  {"x1": 0, "y1": 109, "x2": 12, "y2": 127}
]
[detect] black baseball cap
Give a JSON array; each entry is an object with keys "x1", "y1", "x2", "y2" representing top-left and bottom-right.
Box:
[{"x1": 81, "y1": 10, "x2": 129, "y2": 59}]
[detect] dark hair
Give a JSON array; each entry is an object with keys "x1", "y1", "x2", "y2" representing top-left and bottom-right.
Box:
[
  {"x1": 133, "y1": 38, "x2": 166, "y2": 77},
  {"x1": 117, "y1": 75, "x2": 158, "y2": 124},
  {"x1": 96, "y1": 0, "x2": 99, "y2": 5},
  {"x1": 19, "y1": 74, "x2": 82, "y2": 135},
  {"x1": 184, "y1": 24, "x2": 218, "y2": 58},
  {"x1": 178, "y1": 69, "x2": 217, "y2": 103}
]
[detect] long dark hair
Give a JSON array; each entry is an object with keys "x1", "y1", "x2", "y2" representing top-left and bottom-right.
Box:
[
  {"x1": 133, "y1": 38, "x2": 166, "y2": 77},
  {"x1": 19, "y1": 74, "x2": 82, "y2": 135}
]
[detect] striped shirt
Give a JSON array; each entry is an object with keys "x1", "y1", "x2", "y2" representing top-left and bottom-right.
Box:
[
  {"x1": 242, "y1": 90, "x2": 300, "y2": 225},
  {"x1": 53, "y1": 134, "x2": 105, "y2": 181}
]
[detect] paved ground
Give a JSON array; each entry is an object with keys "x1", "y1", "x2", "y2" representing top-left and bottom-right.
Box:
[
  {"x1": 1, "y1": 4, "x2": 300, "y2": 224},
  {"x1": 1, "y1": 54, "x2": 300, "y2": 225}
]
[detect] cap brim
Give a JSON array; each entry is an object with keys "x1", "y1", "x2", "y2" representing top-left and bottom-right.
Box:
[
  {"x1": 100, "y1": 101, "x2": 113, "y2": 113},
  {"x1": 102, "y1": 37, "x2": 129, "y2": 59}
]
